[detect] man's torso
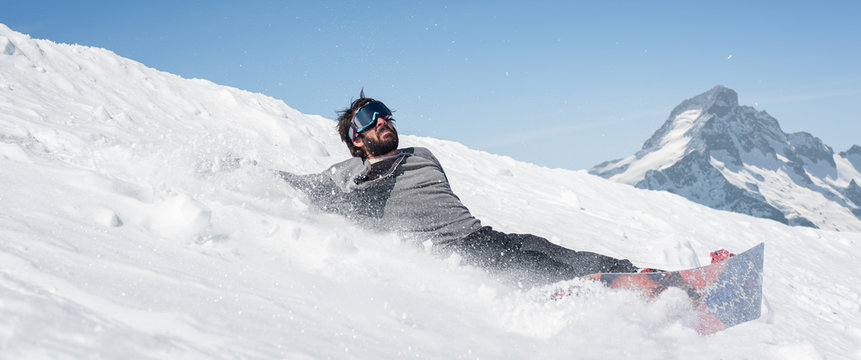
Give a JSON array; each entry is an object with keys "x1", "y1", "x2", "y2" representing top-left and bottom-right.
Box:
[{"x1": 289, "y1": 147, "x2": 482, "y2": 244}]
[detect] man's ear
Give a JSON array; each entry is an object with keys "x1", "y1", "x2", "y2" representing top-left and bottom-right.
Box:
[{"x1": 352, "y1": 136, "x2": 364, "y2": 148}]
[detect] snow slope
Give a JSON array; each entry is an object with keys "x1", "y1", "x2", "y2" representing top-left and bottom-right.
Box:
[{"x1": 2, "y1": 24, "x2": 861, "y2": 359}]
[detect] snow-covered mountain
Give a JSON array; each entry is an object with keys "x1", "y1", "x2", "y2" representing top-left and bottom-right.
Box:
[
  {"x1": 591, "y1": 86, "x2": 861, "y2": 232},
  {"x1": 3, "y1": 24, "x2": 861, "y2": 359}
]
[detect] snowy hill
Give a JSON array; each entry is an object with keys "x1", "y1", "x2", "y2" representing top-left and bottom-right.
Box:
[
  {"x1": 591, "y1": 86, "x2": 861, "y2": 232},
  {"x1": 2, "y1": 24, "x2": 861, "y2": 359}
]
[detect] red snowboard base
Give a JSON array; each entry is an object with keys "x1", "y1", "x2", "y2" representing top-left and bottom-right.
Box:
[{"x1": 584, "y1": 243, "x2": 764, "y2": 335}]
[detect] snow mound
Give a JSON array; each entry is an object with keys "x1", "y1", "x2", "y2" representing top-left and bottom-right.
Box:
[{"x1": 1, "y1": 36, "x2": 17, "y2": 55}]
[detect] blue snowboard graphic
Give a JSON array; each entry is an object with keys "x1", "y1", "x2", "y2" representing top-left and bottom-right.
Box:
[{"x1": 584, "y1": 243, "x2": 764, "y2": 335}]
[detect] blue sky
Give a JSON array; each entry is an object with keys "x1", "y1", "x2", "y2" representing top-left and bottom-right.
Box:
[{"x1": 3, "y1": 1, "x2": 859, "y2": 169}]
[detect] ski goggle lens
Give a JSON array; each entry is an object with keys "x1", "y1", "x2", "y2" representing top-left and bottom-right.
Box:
[{"x1": 349, "y1": 101, "x2": 393, "y2": 140}]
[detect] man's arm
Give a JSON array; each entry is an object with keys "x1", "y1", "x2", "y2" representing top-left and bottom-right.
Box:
[
  {"x1": 277, "y1": 170, "x2": 330, "y2": 195},
  {"x1": 277, "y1": 167, "x2": 392, "y2": 220},
  {"x1": 277, "y1": 170, "x2": 368, "y2": 217},
  {"x1": 277, "y1": 170, "x2": 338, "y2": 204}
]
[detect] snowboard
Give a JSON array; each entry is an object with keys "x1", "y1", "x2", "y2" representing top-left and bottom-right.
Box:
[{"x1": 583, "y1": 243, "x2": 764, "y2": 335}]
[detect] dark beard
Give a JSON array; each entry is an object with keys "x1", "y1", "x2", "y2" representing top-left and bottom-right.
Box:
[{"x1": 361, "y1": 127, "x2": 399, "y2": 157}]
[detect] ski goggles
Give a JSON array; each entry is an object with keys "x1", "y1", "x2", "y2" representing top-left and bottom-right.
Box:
[{"x1": 349, "y1": 101, "x2": 393, "y2": 140}]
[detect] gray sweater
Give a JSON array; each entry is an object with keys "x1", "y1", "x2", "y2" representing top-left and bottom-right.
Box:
[{"x1": 279, "y1": 147, "x2": 483, "y2": 245}]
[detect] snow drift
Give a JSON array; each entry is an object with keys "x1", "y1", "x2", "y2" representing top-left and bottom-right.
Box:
[{"x1": 2, "y1": 24, "x2": 861, "y2": 359}]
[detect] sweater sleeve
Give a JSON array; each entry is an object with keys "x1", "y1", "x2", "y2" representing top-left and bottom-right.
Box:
[{"x1": 276, "y1": 170, "x2": 360, "y2": 217}]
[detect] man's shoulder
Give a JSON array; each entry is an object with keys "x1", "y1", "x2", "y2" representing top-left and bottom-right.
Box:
[
  {"x1": 402, "y1": 147, "x2": 435, "y2": 158},
  {"x1": 326, "y1": 156, "x2": 368, "y2": 190},
  {"x1": 329, "y1": 156, "x2": 366, "y2": 173},
  {"x1": 400, "y1": 147, "x2": 444, "y2": 170}
]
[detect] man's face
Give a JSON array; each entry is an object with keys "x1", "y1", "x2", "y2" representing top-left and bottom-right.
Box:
[{"x1": 358, "y1": 115, "x2": 399, "y2": 158}]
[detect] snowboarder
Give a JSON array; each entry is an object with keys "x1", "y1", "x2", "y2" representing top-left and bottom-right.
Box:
[{"x1": 278, "y1": 92, "x2": 658, "y2": 286}]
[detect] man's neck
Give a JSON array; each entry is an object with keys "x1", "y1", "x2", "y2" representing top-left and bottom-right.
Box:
[{"x1": 367, "y1": 149, "x2": 401, "y2": 164}]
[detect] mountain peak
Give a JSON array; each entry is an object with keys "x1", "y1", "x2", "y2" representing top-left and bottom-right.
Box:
[
  {"x1": 637, "y1": 86, "x2": 744, "y2": 155},
  {"x1": 841, "y1": 145, "x2": 861, "y2": 171},
  {"x1": 840, "y1": 144, "x2": 861, "y2": 157},
  {"x1": 669, "y1": 85, "x2": 738, "y2": 119}
]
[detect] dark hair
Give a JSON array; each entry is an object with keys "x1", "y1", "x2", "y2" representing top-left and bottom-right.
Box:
[{"x1": 336, "y1": 90, "x2": 380, "y2": 159}]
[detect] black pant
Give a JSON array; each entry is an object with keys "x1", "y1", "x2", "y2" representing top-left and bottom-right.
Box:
[{"x1": 442, "y1": 227, "x2": 637, "y2": 286}]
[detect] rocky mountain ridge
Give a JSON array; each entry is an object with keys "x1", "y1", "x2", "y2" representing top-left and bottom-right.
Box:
[{"x1": 591, "y1": 86, "x2": 861, "y2": 231}]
